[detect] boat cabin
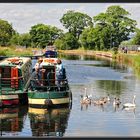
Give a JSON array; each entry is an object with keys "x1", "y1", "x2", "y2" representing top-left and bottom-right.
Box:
[
  {"x1": 31, "y1": 58, "x2": 67, "y2": 91},
  {"x1": 0, "y1": 57, "x2": 32, "y2": 106}
]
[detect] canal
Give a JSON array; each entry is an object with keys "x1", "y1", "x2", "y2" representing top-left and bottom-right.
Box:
[{"x1": 0, "y1": 54, "x2": 140, "y2": 137}]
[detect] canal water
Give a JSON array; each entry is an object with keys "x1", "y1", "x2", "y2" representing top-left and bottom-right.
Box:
[{"x1": 1, "y1": 54, "x2": 140, "y2": 137}]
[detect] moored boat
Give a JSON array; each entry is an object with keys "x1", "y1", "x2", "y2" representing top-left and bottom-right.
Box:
[
  {"x1": 0, "y1": 57, "x2": 32, "y2": 107},
  {"x1": 44, "y1": 45, "x2": 57, "y2": 58},
  {"x1": 27, "y1": 57, "x2": 72, "y2": 108}
]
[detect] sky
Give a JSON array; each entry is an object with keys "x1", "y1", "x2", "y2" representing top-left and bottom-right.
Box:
[{"x1": 0, "y1": 3, "x2": 140, "y2": 34}]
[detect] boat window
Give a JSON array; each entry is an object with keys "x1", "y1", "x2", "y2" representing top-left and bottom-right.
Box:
[{"x1": 2, "y1": 67, "x2": 11, "y2": 78}]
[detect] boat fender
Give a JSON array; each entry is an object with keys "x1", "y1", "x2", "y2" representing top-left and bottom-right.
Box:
[{"x1": 44, "y1": 99, "x2": 52, "y2": 106}]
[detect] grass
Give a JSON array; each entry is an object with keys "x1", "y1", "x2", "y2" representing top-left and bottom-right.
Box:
[{"x1": 0, "y1": 46, "x2": 37, "y2": 56}]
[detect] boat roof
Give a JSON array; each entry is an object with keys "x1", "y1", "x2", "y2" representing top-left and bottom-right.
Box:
[
  {"x1": 46, "y1": 45, "x2": 56, "y2": 51},
  {"x1": 41, "y1": 58, "x2": 58, "y2": 66},
  {"x1": 0, "y1": 57, "x2": 31, "y2": 68}
]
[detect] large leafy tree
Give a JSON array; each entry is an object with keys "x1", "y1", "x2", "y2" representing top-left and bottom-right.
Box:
[
  {"x1": 93, "y1": 5, "x2": 137, "y2": 49},
  {"x1": 60, "y1": 10, "x2": 93, "y2": 40},
  {"x1": 0, "y1": 19, "x2": 15, "y2": 46},
  {"x1": 29, "y1": 24, "x2": 62, "y2": 48},
  {"x1": 30, "y1": 24, "x2": 51, "y2": 48},
  {"x1": 80, "y1": 25, "x2": 111, "y2": 50}
]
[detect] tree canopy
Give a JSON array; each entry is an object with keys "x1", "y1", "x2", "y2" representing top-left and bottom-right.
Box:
[
  {"x1": 0, "y1": 19, "x2": 15, "y2": 46},
  {"x1": 0, "y1": 5, "x2": 139, "y2": 50},
  {"x1": 54, "y1": 32, "x2": 79, "y2": 50},
  {"x1": 93, "y1": 5, "x2": 137, "y2": 49},
  {"x1": 29, "y1": 24, "x2": 63, "y2": 48},
  {"x1": 60, "y1": 10, "x2": 93, "y2": 40}
]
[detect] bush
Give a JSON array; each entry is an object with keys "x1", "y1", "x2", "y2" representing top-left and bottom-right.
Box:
[
  {"x1": 0, "y1": 50, "x2": 7, "y2": 56},
  {"x1": 112, "y1": 47, "x2": 118, "y2": 55}
]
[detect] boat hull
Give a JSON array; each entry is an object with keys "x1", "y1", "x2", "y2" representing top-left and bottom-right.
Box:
[
  {"x1": 0, "y1": 93, "x2": 28, "y2": 107},
  {"x1": 28, "y1": 90, "x2": 72, "y2": 108},
  {"x1": 0, "y1": 95, "x2": 19, "y2": 106}
]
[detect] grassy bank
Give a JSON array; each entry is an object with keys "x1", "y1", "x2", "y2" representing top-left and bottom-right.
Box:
[
  {"x1": 116, "y1": 53, "x2": 140, "y2": 70},
  {"x1": 59, "y1": 49, "x2": 140, "y2": 76},
  {"x1": 0, "y1": 46, "x2": 38, "y2": 56}
]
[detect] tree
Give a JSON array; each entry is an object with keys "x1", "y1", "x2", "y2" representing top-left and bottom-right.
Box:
[
  {"x1": 10, "y1": 33, "x2": 31, "y2": 47},
  {"x1": 93, "y1": 5, "x2": 137, "y2": 49},
  {"x1": 60, "y1": 10, "x2": 93, "y2": 40},
  {"x1": 29, "y1": 24, "x2": 63, "y2": 48},
  {"x1": 54, "y1": 32, "x2": 79, "y2": 50},
  {"x1": 131, "y1": 28, "x2": 140, "y2": 45},
  {"x1": 80, "y1": 25, "x2": 111, "y2": 50},
  {"x1": 79, "y1": 27, "x2": 96, "y2": 50},
  {"x1": 48, "y1": 26, "x2": 63, "y2": 45},
  {"x1": 54, "y1": 38, "x2": 64, "y2": 50},
  {"x1": 10, "y1": 32, "x2": 20, "y2": 46},
  {"x1": 0, "y1": 19, "x2": 15, "y2": 46},
  {"x1": 29, "y1": 24, "x2": 51, "y2": 48},
  {"x1": 18, "y1": 33, "x2": 31, "y2": 47}
]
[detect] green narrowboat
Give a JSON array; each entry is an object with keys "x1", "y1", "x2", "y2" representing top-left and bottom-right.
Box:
[
  {"x1": 0, "y1": 57, "x2": 32, "y2": 107},
  {"x1": 28, "y1": 57, "x2": 72, "y2": 108}
]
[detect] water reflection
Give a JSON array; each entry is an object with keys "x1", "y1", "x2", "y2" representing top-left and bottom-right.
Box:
[
  {"x1": 95, "y1": 80, "x2": 127, "y2": 96},
  {"x1": 60, "y1": 53, "x2": 132, "y2": 73},
  {"x1": 80, "y1": 104, "x2": 92, "y2": 111},
  {"x1": 28, "y1": 107, "x2": 71, "y2": 137},
  {"x1": 59, "y1": 54, "x2": 80, "y2": 60},
  {"x1": 0, "y1": 105, "x2": 28, "y2": 136},
  {"x1": 59, "y1": 53, "x2": 107, "y2": 61},
  {"x1": 113, "y1": 104, "x2": 121, "y2": 112}
]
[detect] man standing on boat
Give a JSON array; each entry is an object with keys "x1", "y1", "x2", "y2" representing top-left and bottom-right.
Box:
[
  {"x1": 34, "y1": 58, "x2": 43, "y2": 69},
  {"x1": 56, "y1": 59, "x2": 66, "y2": 90},
  {"x1": 25, "y1": 64, "x2": 45, "y2": 91},
  {"x1": 31, "y1": 65, "x2": 43, "y2": 90}
]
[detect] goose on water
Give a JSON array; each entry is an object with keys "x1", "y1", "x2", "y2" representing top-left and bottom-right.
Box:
[
  {"x1": 123, "y1": 95, "x2": 136, "y2": 108},
  {"x1": 92, "y1": 99, "x2": 105, "y2": 105},
  {"x1": 106, "y1": 94, "x2": 110, "y2": 101},
  {"x1": 80, "y1": 88, "x2": 92, "y2": 104},
  {"x1": 103, "y1": 95, "x2": 110, "y2": 103},
  {"x1": 113, "y1": 98, "x2": 121, "y2": 106},
  {"x1": 93, "y1": 96, "x2": 108, "y2": 105}
]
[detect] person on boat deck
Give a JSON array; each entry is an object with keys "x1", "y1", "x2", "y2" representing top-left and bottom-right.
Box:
[
  {"x1": 31, "y1": 64, "x2": 46, "y2": 89},
  {"x1": 56, "y1": 59, "x2": 65, "y2": 88},
  {"x1": 30, "y1": 65, "x2": 42, "y2": 89},
  {"x1": 34, "y1": 58, "x2": 43, "y2": 69}
]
